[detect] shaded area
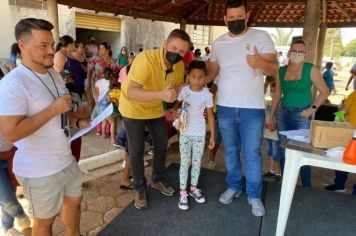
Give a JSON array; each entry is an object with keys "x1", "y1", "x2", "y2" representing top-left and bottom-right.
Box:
[
  {"x1": 100, "y1": 163, "x2": 356, "y2": 236},
  {"x1": 99, "y1": 163, "x2": 262, "y2": 236},
  {"x1": 261, "y1": 182, "x2": 356, "y2": 236}
]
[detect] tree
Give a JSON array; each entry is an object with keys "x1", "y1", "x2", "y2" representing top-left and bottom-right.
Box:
[
  {"x1": 270, "y1": 28, "x2": 294, "y2": 46},
  {"x1": 323, "y1": 28, "x2": 343, "y2": 59},
  {"x1": 342, "y1": 39, "x2": 356, "y2": 57}
]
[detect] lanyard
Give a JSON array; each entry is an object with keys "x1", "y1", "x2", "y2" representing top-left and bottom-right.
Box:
[{"x1": 23, "y1": 64, "x2": 59, "y2": 100}]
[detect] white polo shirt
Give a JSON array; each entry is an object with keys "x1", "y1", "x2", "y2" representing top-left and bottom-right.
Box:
[
  {"x1": 210, "y1": 28, "x2": 276, "y2": 109},
  {"x1": 0, "y1": 64, "x2": 74, "y2": 178}
]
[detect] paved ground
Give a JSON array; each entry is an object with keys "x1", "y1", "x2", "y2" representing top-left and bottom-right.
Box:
[{"x1": 2, "y1": 78, "x2": 356, "y2": 236}]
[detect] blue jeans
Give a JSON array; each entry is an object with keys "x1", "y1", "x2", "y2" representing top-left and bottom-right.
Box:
[
  {"x1": 267, "y1": 139, "x2": 281, "y2": 162},
  {"x1": 217, "y1": 106, "x2": 265, "y2": 199},
  {"x1": 0, "y1": 161, "x2": 26, "y2": 230},
  {"x1": 277, "y1": 106, "x2": 312, "y2": 187}
]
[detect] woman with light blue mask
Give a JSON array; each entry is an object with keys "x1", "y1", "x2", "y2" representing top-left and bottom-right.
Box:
[{"x1": 267, "y1": 39, "x2": 329, "y2": 187}]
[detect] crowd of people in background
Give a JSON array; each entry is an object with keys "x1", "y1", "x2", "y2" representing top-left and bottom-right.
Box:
[{"x1": 0, "y1": 0, "x2": 356, "y2": 235}]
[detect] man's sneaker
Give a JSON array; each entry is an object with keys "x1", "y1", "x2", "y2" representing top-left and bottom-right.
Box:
[
  {"x1": 15, "y1": 215, "x2": 31, "y2": 229},
  {"x1": 151, "y1": 181, "x2": 175, "y2": 196},
  {"x1": 324, "y1": 184, "x2": 346, "y2": 193},
  {"x1": 178, "y1": 195, "x2": 189, "y2": 210},
  {"x1": 134, "y1": 190, "x2": 147, "y2": 209},
  {"x1": 189, "y1": 188, "x2": 205, "y2": 203},
  {"x1": 248, "y1": 198, "x2": 265, "y2": 217},
  {"x1": 113, "y1": 140, "x2": 125, "y2": 150},
  {"x1": 3, "y1": 228, "x2": 24, "y2": 236},
  {"x1": 219, "y1": 188, "x2": 242, "y2": 204}
]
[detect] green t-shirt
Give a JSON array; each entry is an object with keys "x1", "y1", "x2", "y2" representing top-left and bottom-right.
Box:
[
  {"x1": 279, "y1": 63, "x2": 313, "y2": 108},
  {"x1": 117, "y1": 54, "x2": 128, "y2": 66}
]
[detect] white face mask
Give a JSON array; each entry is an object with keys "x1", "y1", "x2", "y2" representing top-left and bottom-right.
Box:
[{"x1": 289, "y1": 52, "x2": 305, "y2": 64}]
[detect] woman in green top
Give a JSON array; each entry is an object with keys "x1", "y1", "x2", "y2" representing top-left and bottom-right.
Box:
[
  {"x1": 268, "y1": 39, "x2": 328, "y2": 187},
  {"x1": 117, "y1": 46, "x2": 128, "y2": 67}
]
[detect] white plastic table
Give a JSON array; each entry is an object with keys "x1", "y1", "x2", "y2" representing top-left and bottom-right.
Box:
[{"x1": 276, "y1": 140, "x2": 356, "y2": 236}]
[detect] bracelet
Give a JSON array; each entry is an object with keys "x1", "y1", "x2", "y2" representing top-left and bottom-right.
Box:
[
  {"x1": 76, "y1": 118, "x2": 81, "y2": 128},
  {"x1": 311, "y1": 104, "x2": 318, "y2": 110}
]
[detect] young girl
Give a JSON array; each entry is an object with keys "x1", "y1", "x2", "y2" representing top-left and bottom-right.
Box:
[
  {"x1": 263, "y1": 76, "x2": 281, "y2": 181},
  {"x1": 95, "y1": 68, "x2": 116, "y2": 143},
  {"x1": 173, "y1": 60, "x2": 215, "y2": 210}
]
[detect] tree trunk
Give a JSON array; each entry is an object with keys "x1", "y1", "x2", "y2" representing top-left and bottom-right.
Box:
[
  {"x1": 316, "y1": 23, "x2": 327, "y2": 69},
  {"x1": 303, "y1": 0, "x2": 321, "y2": 64}
]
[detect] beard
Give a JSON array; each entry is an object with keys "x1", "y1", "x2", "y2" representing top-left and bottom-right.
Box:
[{"x1": 32, "y1": 55, "x2": 54, "y2": 69}]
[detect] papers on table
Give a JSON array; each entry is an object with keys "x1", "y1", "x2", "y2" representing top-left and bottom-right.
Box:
[
  {"x1": 279, "y1": 129, "x2": 310, "y2": 143},
  {"x1": 68, "y1": 104, "x2": 113, "y2": 142}
]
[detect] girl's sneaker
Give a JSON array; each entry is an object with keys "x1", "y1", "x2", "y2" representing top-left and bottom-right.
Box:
[
  {"x1": 178, "y1": 195, "x2": 189, "y2": 210},
  {"x1": 189, "y1": 188, "x2": 205, "y2": 203}
]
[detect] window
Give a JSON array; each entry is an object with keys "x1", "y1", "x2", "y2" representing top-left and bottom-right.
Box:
[
  {"x1": 8, "y1": 0, "x2": 47, "y2": 10},
  {"x1": 186, "y1": 25, "x2": 212, "y2": 46}
]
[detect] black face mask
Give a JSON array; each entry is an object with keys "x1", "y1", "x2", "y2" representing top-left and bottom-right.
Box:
[
  {"x1": 90, "y1": 40, "x2": 96, "y2": 44},
  {"x1": 166, "y1": 51, "x2": 183, "y2": 64},
  {"x1": 227, "y1": 19, "x2": 246, "y2": 35},
  {"x1": 65, "y1": 83, "x2": 76, "y2": 92}
]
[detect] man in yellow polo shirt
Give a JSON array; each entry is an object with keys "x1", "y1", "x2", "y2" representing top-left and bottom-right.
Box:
[{"x1": 119, "y1": 29, "x2": 190, "y2": 209}]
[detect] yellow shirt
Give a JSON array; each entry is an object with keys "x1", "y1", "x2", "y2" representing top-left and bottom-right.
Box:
[
  {"x1": 108, "y1": 89, "x2": 120, "y2": 105},
  {"x1": 119, "y1": 48, "x2": 185, "y2": 119},
  {"x1": 345, "y1": 91, "x2": 356, "y2": 126}
]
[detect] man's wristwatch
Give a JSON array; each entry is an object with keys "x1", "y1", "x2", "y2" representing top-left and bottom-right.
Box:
[{"x1": 311, "y1": 104, "x2": 318, "y2": 110}]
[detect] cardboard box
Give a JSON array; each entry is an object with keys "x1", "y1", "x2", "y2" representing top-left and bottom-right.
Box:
[{"x1": 310, "y1": 120, "x2": 355, "y2": 149}]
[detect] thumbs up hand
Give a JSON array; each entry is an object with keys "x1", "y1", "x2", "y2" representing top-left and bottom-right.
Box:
[
  {"x1": 246, "y1": 46, "x2": 264, "y2": 69},
  {"x1": 160, "y1": 83, "x2": 177, "y2": 103}
]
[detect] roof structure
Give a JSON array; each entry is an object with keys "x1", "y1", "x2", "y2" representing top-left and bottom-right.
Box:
[{"x1": 57, "y1": 0, "x2": 356, "y2": 27}]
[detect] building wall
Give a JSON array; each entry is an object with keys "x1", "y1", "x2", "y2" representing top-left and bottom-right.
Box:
[
  {"x1": 0, "y1": 1, "x2": 48, "y2": 59},
  {"x1": 121, "y1": 16, "x2": 178, "y2": 53},
  {"x1": 0, "y1": 2, "x2": 123, "y2": 59},
  {"x1": 76, "y1": 28, "x2": 121, "y2": 59},
  {"x1": 0, "y1": 2, "x2": 187, "y2": 60},
  {"x1": 211, "y1": 26, "x2": 228, "y2": 42}
]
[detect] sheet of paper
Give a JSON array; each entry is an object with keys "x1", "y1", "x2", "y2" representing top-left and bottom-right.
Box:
[
  {"x1": 68, "y1": 104, "x2": 113, "y2": 142},
  {"x1": 279, "y1": 129, "x2": 310, "y2": 143}
]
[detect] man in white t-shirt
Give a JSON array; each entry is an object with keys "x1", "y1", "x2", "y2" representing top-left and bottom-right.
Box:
[
  {"x1": 206, "y1": 0, "x2": 278, "y2": 217},
  {"x1": 0, "y1": 18, "x2": 88, "y2": 236}
]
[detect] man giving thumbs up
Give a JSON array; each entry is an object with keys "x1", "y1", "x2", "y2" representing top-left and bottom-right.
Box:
[{"x1": 119, "y1": 29, "x2": 191, "y2": 210}]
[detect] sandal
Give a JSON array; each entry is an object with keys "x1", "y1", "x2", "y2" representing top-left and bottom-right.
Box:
[{"x1": 120, "y1": 183, "x2": 134, "y2": 190}]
